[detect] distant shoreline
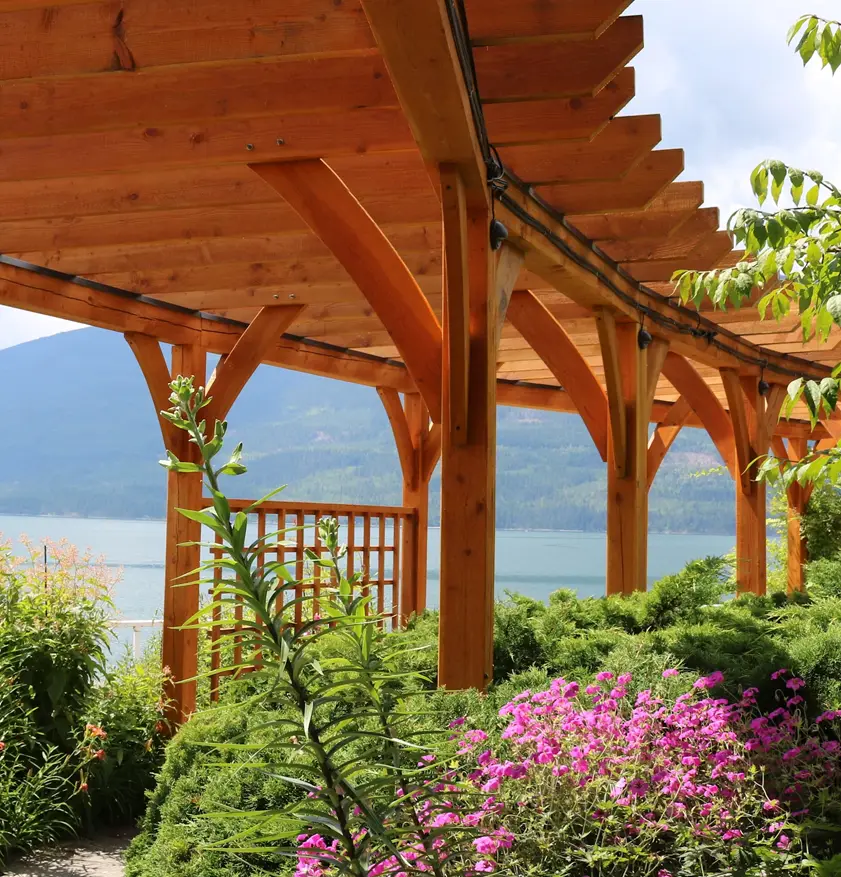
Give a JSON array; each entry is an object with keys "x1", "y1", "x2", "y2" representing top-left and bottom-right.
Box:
[{"x1": 0, "y1": 510, "x2": 735, "y2": 539}]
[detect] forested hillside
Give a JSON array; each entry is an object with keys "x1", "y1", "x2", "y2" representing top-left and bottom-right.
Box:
[{"x1": 0, "y1": 328, "x2": 734, "y2": 533}]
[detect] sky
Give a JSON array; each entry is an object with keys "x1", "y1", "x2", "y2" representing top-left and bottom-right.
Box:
[{"x1": 1, "y1": 0, "x2": 840, "y2": 350}]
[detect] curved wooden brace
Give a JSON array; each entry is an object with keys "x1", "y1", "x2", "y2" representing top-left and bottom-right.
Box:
[
  {"x1": 508, "y1": 291, "x2": 609, "y2": 460},
  {"x1": 251, "y1": 160, "x2": 443, "y2": 421},
  {"x1": 720, "y1": 369, "x2": 752, "y2": 488},
  {"x1": 770, "y1": 435, "x2": 789, "y2": 466},
  {"x1": 205, "y1": 305, "x2": 303, "y2": 426},
  {"x1": 594, "y1": 308, "x2": 626, "y2": 471},
  {"x1": 662, "y1": 352, "x2": 736, "y2": 479},
  {"x1": 377, "y1": 387, "x2": 416, "y2": 486},
  {"x1": 422, "y1": 425, "x2": 442, "y2": 483},
  {"x1": 125, "y1": 332, "x2": 179, "y2": 450},
  {"x1": 495, "y1": 243, "x2": 525, "y2": 345},
  {"x1": 647, "y1": 394, "x2": 693, "y2": 490}
]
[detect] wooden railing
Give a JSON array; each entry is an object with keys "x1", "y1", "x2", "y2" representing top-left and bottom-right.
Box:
[{"x1": 205, "y1": 498, "x2": 418, "y2": 701}]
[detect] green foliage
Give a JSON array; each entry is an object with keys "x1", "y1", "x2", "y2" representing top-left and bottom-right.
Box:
[
  {"x1": 789, "y1": 15, "x2": 841, "y2": 71},
  {"x1": 0, "y1": 540, "x2": 169, "y2": 863},
  {"x1": 0, "y1": 680, "x2": 79, "y2": 867},
  {"x1": 673, "y1": 14, "x2": 841, "y2": 488},
  {"x1": 126, "y1": 705, "x2": 307, "y2": 877},
  {"x1": 0, "y1": 541, "x2": 113, "y2": 750},
  {"x1": 801, "y1": 485, "x2": 841, "y2": 561},
  {"x1": 82, "y1": 651, "x2": 170, "y2": 827},
  {"x1": 152, "y1": 376, "x2": 493, "y2": 877}
]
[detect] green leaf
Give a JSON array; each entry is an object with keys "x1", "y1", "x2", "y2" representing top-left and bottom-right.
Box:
[
  {"x1": 787, "y1": 16, "x2": 811, "y2": 45},
  {"x1": 807, "y1": 184, "x2": 821, "y2": 206},
  {"x1": 826, "y1": 295, "x2": 841, "y2": 326},
  {"x1": 302, "y1": 700, "x2": 314, "y2": 739},
  {"x1": 751, "y1": 165, "x2": 770, "y2": 205}
]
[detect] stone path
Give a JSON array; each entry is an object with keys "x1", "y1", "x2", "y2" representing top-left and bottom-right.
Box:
[{"x1": 5, "y1": 831, "x2": 133, "y2": 877}]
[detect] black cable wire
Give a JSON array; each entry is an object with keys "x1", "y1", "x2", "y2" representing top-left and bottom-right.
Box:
[{"x1": 0, "y1": 254, "x2": 409, "y2": 372}]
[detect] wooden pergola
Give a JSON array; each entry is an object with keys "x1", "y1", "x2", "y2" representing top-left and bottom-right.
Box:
[{"x1": 1, "y1": 0, "x2": 838, "y2": 719}]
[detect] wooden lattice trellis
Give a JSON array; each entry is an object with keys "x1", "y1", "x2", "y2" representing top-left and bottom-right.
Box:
[{"x1": 206, "y1": 498, "x2": 418, "y2": 701}]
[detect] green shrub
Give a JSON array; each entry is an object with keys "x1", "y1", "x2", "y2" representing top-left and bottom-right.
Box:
[
  {"x1": 806, "y1": 554, "x2": 841, "y2": 597},
  {"x1": 493, "y1": 592, "x2": 548, "y2": 680},
  {"x1": 126, "y1": 704, "x2": 303, "y2": 877},
  {"x1": 802, "y1": 485, "x2": 841, "y2": 561},
  {"x1": 0, "y1": 680, "x2": 81, "y2": 867},
  {"x1": 82, "y1": 650, "x2": 171, "y2": 827},
  {"x1": 0, "y1": 539, "x2": 169, "y2": 862},
  {"x1": 0, "y1": 540, "x2": 113, "y2": 750}
]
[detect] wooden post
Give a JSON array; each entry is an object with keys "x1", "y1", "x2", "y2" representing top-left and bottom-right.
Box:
[
  {"x1": 596, "y1": 314, "x2": 666, "y2": 595},
  {"x1": 378, "y1": 388, "x2": 439, "y2": 623},
  {"x1": 439, "y1": 195, "x2": 496, "y2": 690},
  {"x1": 786, "y1": 481, "x2": 809, "y2": 592},
  {"x1": 162, "y1": 343, "x2": 206, "y2": 723},
  {"x1": 722, "y1": 373, "x2": 785, "y2": 595},
  {"x1": 402, "y1": 394, "x2": 435, "y2": 620},
  {"x1": 772, "y1": 436, "x2": 813, "y2": 592}
]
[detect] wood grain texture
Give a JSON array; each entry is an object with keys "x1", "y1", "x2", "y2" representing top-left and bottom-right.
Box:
[
  {"x1": 252, "y1": 159, "x2": 442, "y2": 418},
  {"x1": 508, "y1": 291, "x2": 609, "y2": 460}
]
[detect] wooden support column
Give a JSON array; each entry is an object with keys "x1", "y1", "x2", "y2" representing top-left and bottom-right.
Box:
[
  {"x1": 162, "y1": 342, "x2": 206, "y2": 724},
  {"x1": 771, "y1": 436, "x2": 813, "y2": 593},
  {"x1": 439, "y1": 197, "x2": 496, "y2": 690},
  {"x1": 126, "y1": 335, "x2": 206, "y2": 725},
  {"x1": 378, "y1": 389, "x2": 440, "y2": 623},
  {"x1": 596, "y1": 313, "x2": 666, "y2": 595},
  {"x1": 721, "y1": 372, "x2": 785, "y2": 594}
]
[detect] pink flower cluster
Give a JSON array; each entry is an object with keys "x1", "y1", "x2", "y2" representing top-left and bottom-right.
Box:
[
  {"x1": 455, "y1": 668, "x2": 841, "y2": 858},
  {"x1": 294, "y1": 781, "x2": 511, "y2": 877}
]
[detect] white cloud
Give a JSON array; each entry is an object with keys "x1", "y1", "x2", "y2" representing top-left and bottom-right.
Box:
[
  {"x1": 630, "y1": 0, "x2": 841, "y2": 223},
  {"x1": 0, "y1": 307, "x2": 81, "y2": 351}
]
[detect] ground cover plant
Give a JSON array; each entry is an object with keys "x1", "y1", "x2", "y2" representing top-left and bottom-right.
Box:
[{"x1": 0, "y1": 539, "x2": 170, "y2": 865}]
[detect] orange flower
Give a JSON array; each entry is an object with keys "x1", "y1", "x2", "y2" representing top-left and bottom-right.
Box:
[
  {"x1": 85, "y1": 723, "x2": 107, "y2": 739},
  {"x1": 79, "y1": 781, "x2": 88, "y2": 792},
  {"x1": 0, "y1": 741, "x2": 5, "y2": 751}
]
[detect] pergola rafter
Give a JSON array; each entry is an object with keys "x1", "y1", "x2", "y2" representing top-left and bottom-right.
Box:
[{"x1": 0, "y1": 0, "x2": 837, "y2": 713}]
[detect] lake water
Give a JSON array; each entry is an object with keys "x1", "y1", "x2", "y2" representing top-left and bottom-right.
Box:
[{"x1": 0, "y1": 513, "x2": 736, "y2": 651}]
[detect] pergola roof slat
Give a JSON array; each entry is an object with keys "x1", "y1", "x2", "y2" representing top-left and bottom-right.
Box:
[
  {"x1": 474, "y1": 16, "x2": 644, "y2": 102},
  {"x1": 0, "y1": 0, "x2": 832, "y2": 444},
  {"x1": 0, "y1": 0, "x2": 373, "y2": 81}
]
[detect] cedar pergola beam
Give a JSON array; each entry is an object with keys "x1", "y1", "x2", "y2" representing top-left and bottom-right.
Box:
[
  {"x1": 377, "y1": 389, "x2": 439, "y2": 622},
  {"x1": 360, "y1": 0, "x2": 489, "y2": 206},
  {"x1": 499, "y1": 115, "x2": 662, "y2": 186},
  {"x1": 500, "y1": 186, "x2": 833, "y2": 381},
  {"x1": 0, "y1": 108, "x2": 416, "y2": 182},
  {"x1": 662, "y1": 352, "x2": 737, "y2": 478},
  {"x1": 468, "y1": 0, "x2": 632, "y2": 43},
  {"x1": 0, "y1": 258, "x2": 414, "y2": 392},
  {"x1": 474, "y1": 16, "x2": 643, "y2": 102},
  {"x1": 646, "y1": 395, "x2": 693, "y2": 489},
  {"x1": 124, "y1": 332, "x2": 179, "y2": 450},
  {"x1": 0, "y1": 0, "x2": 372, "y2": 82},
  {"x1": 537, "y1": 150, "x2": 685, "y2": 215},
  {"x1": 252, "y1": 159, "x2": 443, "y2": 421}
]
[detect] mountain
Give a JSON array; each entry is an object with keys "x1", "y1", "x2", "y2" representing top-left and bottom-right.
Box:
[{"x1": 0, "y1": 327, "x2": 734, "y2": 534}]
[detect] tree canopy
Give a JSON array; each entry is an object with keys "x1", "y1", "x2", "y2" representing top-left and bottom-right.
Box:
[{"x1": 675, "y1": 15, "x2": 841, "y2": 487}]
